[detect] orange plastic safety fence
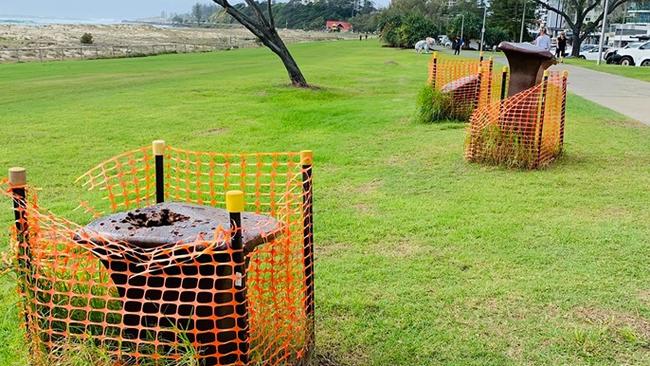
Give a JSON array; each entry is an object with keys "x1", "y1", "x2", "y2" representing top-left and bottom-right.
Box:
[
  {"x1": 5, "y1": 145, "x2": 315, "y2": 366},
  {"x1": 465, "y1": 71, "x2": 568, "y2": 169},
  {"x1": 428, "y1": 54, "x2": 504, "y2": 119}
]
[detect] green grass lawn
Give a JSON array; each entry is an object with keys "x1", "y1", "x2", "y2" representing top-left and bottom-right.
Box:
[
  {"x1": 1, "y1": 40, "x2": 649, "y2": 365},
  {"x1": 564, "y1": 57, "x2": 650, "y2": 82}
]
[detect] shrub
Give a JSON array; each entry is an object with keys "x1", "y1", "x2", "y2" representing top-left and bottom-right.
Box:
[
  {"x1": 80, "y1": 33, "x2": 94, "y2": 45},
  {"x1": 379, "y1": 13, "x2": 437, "y2": 48},
  {"x1": 466, "y1": 124, "x2": 535, "y2": 168},
  {"x1": 416, "y1": 85, "x2": 470, "y2": 123}
]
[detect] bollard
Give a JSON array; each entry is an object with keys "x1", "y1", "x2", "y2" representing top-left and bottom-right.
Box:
[
  {"x1": 226, "y1": 190, "x2": 250, "y2": 365},
  {"x1": 152, "y1": 140, "x2": 166, "y2": 204},
  {"x1": 9, "y1": 167, "x2": 32, "y2": 328},
  {"x1": 500, "y1": 66, "x2": 509, "y2": 100}
]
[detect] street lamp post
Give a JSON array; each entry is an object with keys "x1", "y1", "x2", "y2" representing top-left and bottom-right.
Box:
[
  {"x1": 480, "y1": 4, "x2": 488, "y2": 52},
  {"x1": 460, "y1": 13, "x2": 465, "y2": 51},
  {"x1": 597, "y1": 0, "x2": 611, "y2": 65},
  {"x1": 520, "y1": 0, "x2": 527, "y2": 42}
]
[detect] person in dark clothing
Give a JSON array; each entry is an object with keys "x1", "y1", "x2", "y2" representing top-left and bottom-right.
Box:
[
  {"x1": 453, "y1": 37, "x2": 461, "y2": 55},
  {"x1": 556, "y1": 32, "x2": 567, "y2": 61}
]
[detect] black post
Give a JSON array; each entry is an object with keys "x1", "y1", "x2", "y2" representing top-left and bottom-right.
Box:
[
  {"x1": 429, "y1": 53, "x2": 438, "y2": 89},
  {"x1": 227, "y1": 190, "x2": 250, "y2": 365},
  {"x1": 153, "y1": 140, "x2": 165, "y2": 204},
  {"x1": 301, "y1": 150, "x2": 315, "y2": 356},
  {"x1": 500, "y1": 66, "x2": 509, "y2": 100},
  {"x1": 9, "y1": 167, "x2": 32, "y2": 329}
]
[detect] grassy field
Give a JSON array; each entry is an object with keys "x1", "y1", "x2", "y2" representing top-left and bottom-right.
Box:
[
  {"x1": 1, "y1": 40, "x2": 649, "y2": 365},
  {"x1": 564, "y1": 57, "x2": 650, "y2": 82}
]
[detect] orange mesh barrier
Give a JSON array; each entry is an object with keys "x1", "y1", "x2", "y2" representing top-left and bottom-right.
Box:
[
  {"x1": 4, "y1": 142, "x2": 315, "y2": 366},
  {"x1": 465, "y1": 71, "x2": 568, "y2": 169},
  {"x1": 427, "y1": 53, "x2": 505, "y2": 119}
]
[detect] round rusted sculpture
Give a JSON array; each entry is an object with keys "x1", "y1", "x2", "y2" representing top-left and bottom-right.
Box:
[
  {"x1": 498, "y1": 42, "x2": 556, "y2": 97},
  {"x1": 76, "y1": 202, "x2": 280, "y2": 365}
]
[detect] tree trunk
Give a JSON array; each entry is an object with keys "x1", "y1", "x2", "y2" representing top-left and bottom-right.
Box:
[
  {"x1": 213, "y1": 0, "x2": 309, "y2": 88},
  {"x1": 266, "y1": 31, "x2": 308, "y2": 87},
  {"x1": 571, "y1": 30, "x2": 582, "y2": 57}
]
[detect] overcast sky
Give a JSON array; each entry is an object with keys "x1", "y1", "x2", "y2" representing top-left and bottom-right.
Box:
[{"x1": 1, "y1": 0, "x2": 390, "y2": 19}]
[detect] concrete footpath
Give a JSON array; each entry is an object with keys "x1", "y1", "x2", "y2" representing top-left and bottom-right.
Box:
[
  {"x1": 550, "y1": 63, "x2": 650, "y2": 126},
  {"x1": 436, "y1": 49, "x2": 650, "y2": 126}
]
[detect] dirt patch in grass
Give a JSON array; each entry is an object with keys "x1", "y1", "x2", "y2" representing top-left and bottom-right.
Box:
[
  {"x1": 604, "y1": 118, "x2": 648, "y2": 129},
  {"x1": 354, "y1": 179, "x2": 382, "y2": 195},
  {"x1": 316, "y1": 242, "x2": 350, "y2": 259},
  {"x1": 574, "y1": 306, "x2": 650, "y2": 341},
  {"x1": 199, "y1": 127, "x2": 229, "y2": 136},
  {"x1": 374, "y1": 238, "x2": 430, "y2": 258},
  {"x1": 352, "y1": 202, "x2": 374, "y2": 215}
]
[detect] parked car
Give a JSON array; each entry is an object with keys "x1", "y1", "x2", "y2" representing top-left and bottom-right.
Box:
[
  {"x1": 605, "y1": 42, "x2": 642, "y2": 62},
  {"x1": 579, "y1": 45, "x2": 609, "y2": 60},
  {"x1": 606, "y1": 41, "x2": 649, "y2": 65},
  {"x1": 438, "y1": 35, "x2": 452, "y2": 48}
]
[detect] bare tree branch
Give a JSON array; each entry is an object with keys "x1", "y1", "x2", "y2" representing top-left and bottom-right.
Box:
[
  {"x1": 211, "y1": 0, "x2": 308, "y2": 87},
  {"x1": 580, "y1": 0, "x2": 628, "y2": 40},
  {"x1": 531, "y1": 0, "x2": 575, "y2": 29},
  {"x1": 244, "y1": 0, "x2": 273, "y2": 30},
  {"x1": 267, "y1": 0, "x2": 276, "y2": 30},
  {"x1": 212, "y1": 0, "x2": 263, "y2": 37}
]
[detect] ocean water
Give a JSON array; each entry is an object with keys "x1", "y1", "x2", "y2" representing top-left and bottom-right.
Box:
[{"x1": 0, "y1": 15, "x2": 123, "y2": 25}]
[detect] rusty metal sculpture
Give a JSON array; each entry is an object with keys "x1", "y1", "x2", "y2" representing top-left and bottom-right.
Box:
[{"x1": 498, "y1": 42, "x2": 556, "y2": 97}]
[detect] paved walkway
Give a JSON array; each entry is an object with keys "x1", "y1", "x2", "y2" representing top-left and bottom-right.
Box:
[
  {"x1": 550, "y1": 63, "x2": 650, "y2": 126},
  {"x1": 436, "y1": 49, "x2": 650, "y2": 125}
]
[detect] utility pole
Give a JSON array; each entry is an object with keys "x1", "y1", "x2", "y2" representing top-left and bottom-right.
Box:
[
  {"x1": 480, "y1": 4, "x2": 488, "y2": 52},
  {"x1": 597, "y1": 0, "x2": 611, "y2": 65},
  {"x1": 519, "y1": 0, "x2": 527, "y2": 42},
  {"x1": 460, "y1": 14, "x2": 465, "y2": 50}
]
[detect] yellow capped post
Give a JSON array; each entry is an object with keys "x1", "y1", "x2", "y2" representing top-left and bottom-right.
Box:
[
  {"x1": 500, "y1": 66, "x2": 510, "y2": 100},
  {"x1": 226, "y1": 190, "x2": 245, "y2": 213},
  {"x1": 152, "y1": 140, "x2": 166, "y2": 156},
  {"x1": 301, "y1": 150, "x2": 314, "y2": 166},
  {"x1": 8, "y1": 167, "x2": 29, "y2": 242},
  {"x1": 8, "y1": 167, "x2": 26, "y2": 187},
  {"x1": 153, "y1": 140, "x2": 166, "y2": 203}
]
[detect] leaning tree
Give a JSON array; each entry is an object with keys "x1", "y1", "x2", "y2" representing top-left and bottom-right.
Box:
[
  {"x1": 532, "y1": 0, "x2": 630, "y2": 56},
  {"x1": 212, "y1": 0, "x2": 308, "y2": 87}
]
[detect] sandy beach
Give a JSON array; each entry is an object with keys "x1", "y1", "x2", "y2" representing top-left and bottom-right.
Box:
[{"x1": 0, "y1": 23, "x2": 351, "y2": 62}]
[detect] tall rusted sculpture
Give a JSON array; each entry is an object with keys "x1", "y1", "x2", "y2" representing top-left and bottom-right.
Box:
[{"x1": 498, "y1": 42, "x2": 556, "y2": 97}]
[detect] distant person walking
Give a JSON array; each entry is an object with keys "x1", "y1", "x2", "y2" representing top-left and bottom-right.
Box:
[
  {"x1": 453, "y1": 37, "x2": 461, "y2": 55},
  {"x1": 534, "y1": 28, "x2": 551, "y2": 51},
  {"x1": 556, "y1": 32, "x2": 567, "y2": 61}
]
